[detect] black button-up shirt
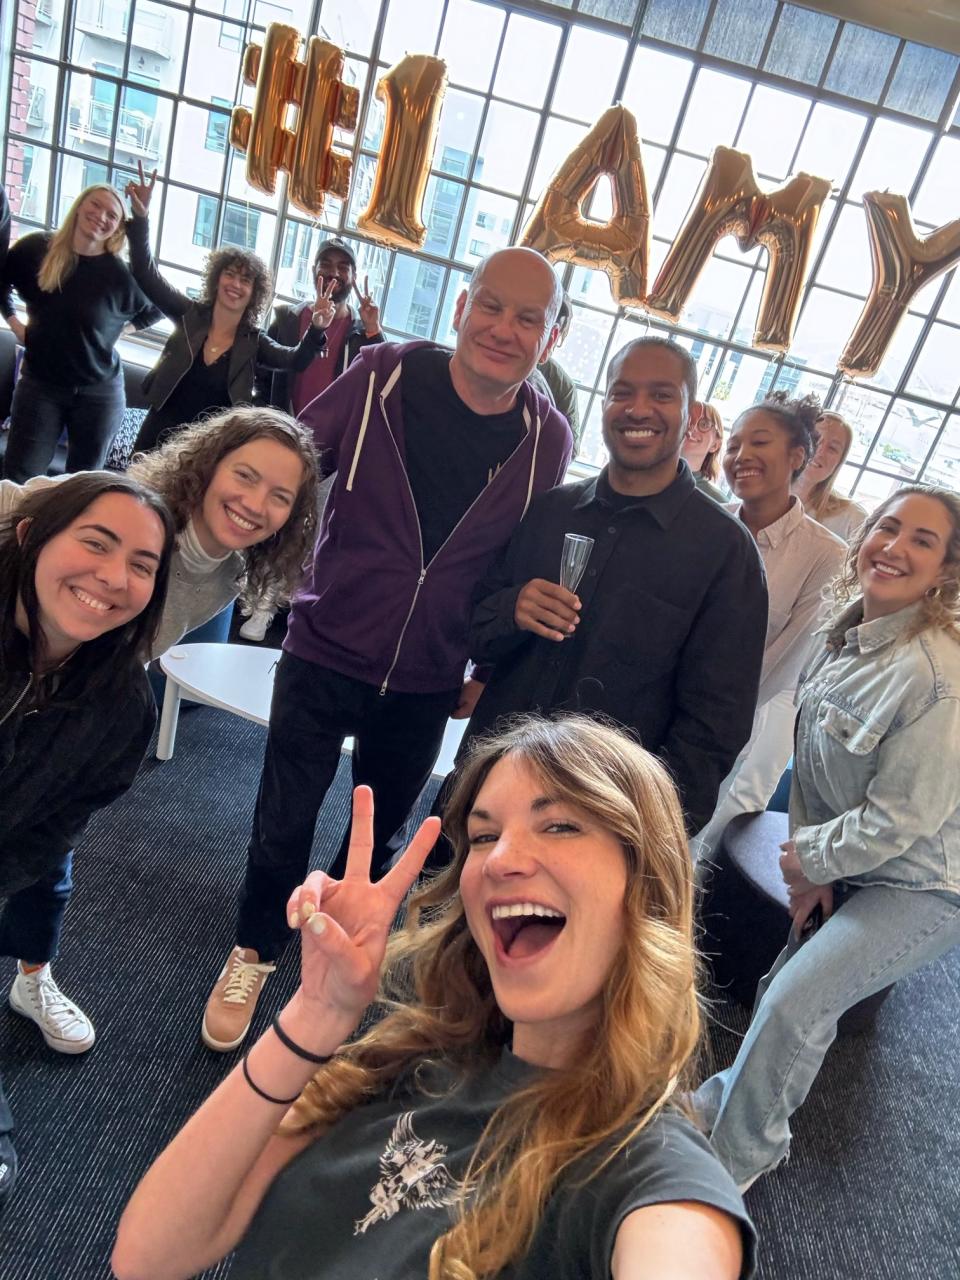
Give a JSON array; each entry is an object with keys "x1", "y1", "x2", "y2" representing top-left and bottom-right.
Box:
[{"x1": 467, "y1": 463, "x2": 768, "y2": 834}]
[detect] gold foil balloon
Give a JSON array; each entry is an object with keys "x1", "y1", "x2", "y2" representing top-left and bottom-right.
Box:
[
  {"x1": 519, "y1": 105, "x2": 650, "y2": 310},
  {"x1": 230, "y1": 23, "x2": 358, "y2": 218},
  {"x1": 646, "y1": 146, "x2": 831, "y2": 353},
  {"x1": 356, "y1": 55, "x2": 447, "y2": 251},
  {"x1": 839, "y1": 192, "x2": 960, "y2": 380}
]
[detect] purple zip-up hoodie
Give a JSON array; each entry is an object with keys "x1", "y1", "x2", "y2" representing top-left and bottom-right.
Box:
[{"x1": 286, "y1": 340, "x2": 573, "y2": 695}]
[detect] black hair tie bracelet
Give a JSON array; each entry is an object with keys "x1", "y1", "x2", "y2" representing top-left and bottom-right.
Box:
[
  {"x1": 242, "y1": 1053, "x2": 300, "y2": 1106},
  {"x1": 272, "y1": 1014, "x2": 334, "y2": 1065}
]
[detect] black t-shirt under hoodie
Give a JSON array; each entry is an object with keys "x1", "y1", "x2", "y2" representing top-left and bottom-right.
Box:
[{"x1": 400, "y1": 347, "x2": 526, "y2": 565}]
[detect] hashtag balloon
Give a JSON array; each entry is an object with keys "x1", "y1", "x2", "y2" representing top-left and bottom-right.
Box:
[{"x1": 230, "y1": 22, "x2": 359, "y2": 218}]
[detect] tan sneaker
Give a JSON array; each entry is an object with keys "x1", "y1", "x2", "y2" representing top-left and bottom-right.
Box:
[{"x1": 201, "y1": 946, "x2": 276, "y2": 1052}]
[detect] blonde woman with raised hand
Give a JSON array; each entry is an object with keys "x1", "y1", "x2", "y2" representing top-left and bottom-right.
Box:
[
  {"x1": 0, "y1": 185, "x2": 160, "y2": 482},
  {"x1": 114, "y1": 717, "x2": 755, "y2": 1280},
  {"x1": 792, "y1": 410, "x2": 868, "y2": 543}
]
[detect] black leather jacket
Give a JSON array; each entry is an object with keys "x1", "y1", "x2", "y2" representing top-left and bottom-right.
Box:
[{"x1": 126, "y1": 215, "x2": 325, "y2": 412}]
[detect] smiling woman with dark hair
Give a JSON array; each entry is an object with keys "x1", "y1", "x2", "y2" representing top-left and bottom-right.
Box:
[
  {"x1": 695, "y1": 392, "x2": 847, "y2": 858},
  {"x1": 0, "y1": 470, "x2": 175, "y2": 1210}
]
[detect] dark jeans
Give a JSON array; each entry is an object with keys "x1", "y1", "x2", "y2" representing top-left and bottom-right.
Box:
[
  {"x1": 3, "y1": 368, "x2": 126, "y2": 481},
  {"x1": 236, "y1": 653, "x2": 458, "y2": 960},
  {"x1": 0, "y1": 848, "x2": 73, "y2": 965}
]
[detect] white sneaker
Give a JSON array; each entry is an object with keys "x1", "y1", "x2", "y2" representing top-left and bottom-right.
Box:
[
  {"x1": 239, "y1": 607, "x2": 275, "y2": 642},
  {"x1": 9, "y1": 963, "x2": 96, "y2": 1054}
]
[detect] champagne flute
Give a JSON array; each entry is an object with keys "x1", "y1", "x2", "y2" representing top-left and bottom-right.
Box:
[{"x1": 560, "y1": 533, "x2": 594, "y2": 594}]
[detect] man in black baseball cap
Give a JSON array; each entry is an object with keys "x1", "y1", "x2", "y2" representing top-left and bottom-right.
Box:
[
  {"x1": 258, "y1": 237, "x2": 383, "y2": 422},
  {"x1": 247, "y1": 238, "x2": 385, "y2": 638}
]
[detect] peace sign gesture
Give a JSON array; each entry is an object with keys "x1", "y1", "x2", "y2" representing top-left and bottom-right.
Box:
[
  {"x1": 125, "y1": 159, "x2": 158, "y2": 217},
  {"x1": 311, "y1": 275, "x2": 339, "y2": 330},
  {"x1": 286, "y1": 786, "x2": 440, "y2": 1022},
  {"x1": 353, "y1": 275, "x2": 381, "y2": 338}
]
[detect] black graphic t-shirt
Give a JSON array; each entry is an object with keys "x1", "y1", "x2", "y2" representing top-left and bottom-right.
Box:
[{"x1": 230, "y1": 1050, "x2": 757, "y2": 1279}]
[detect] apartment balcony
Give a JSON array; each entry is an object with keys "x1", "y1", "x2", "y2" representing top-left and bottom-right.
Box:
[
  {"x1": 74, "y1": 0, "x2": 173, "y2": 58},
  {"x1": 67, "y1": 99, "x2": 162, "y2": 159}
]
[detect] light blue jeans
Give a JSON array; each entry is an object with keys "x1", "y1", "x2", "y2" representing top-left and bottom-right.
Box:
[{"x1": 695, "y1": 882, "x2": 960, "y2": 1187}]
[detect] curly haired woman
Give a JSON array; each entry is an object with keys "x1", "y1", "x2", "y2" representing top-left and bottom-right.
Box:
[
  {"x1": 115, "y1": 716, "x2": 756, "y2": 1280},
  {"x1": 124, "y1": 164, "x2": 332, "y2": 452},
  {"x1": 127, "y1": 406, "x2": 319, "y2": 657}
]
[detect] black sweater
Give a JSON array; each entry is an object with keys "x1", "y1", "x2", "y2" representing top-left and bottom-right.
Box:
[
  {"x1": 0, "y1": 659, "x2": 155, "y2": 897},
  {"x1": 0, "y1": 232, "x2": 161, "y2": 385}
]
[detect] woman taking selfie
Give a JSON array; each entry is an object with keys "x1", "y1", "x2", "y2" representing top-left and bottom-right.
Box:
[
  {"x1": 124, "y1": 166, "x2": 328, "y2": 453},
  {"x1": 696, "y1": 486, "x2": 960, "y2": 1190},
  {"x1": 791, "y1": 410, "x2": 867, "y2": 543},
  {"x1": 0, "y1": 185, "x2": 160, "y2": 481},
  {"x1": 115, "y1": 717, "x2": 755, "y2": 1279},
  {"x1": 0, "y1": 472, "x2": 174, "y2": 1207},
  {"x1": 695, "y1": 392, "x2": 846, "y2": 858}
]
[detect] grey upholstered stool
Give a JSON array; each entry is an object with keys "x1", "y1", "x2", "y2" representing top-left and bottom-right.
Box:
[{"x1": 699, "y1": 810, "x2": 892, "y2": 1034}]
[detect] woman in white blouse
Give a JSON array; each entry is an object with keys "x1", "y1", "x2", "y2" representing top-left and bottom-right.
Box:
[
  {"x1": 695, "y1": 393, "x2": 846, "y2": 859},
  {"x1": 792, "y1": 410, "x2": 867, "y2": 543}
]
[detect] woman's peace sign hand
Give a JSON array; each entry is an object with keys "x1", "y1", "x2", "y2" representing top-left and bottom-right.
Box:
[
  {"x1": 286, "y1": 786, "x2": 440, "y2": 1023},
  {"x1": 311, "y1": 276, "x2": 339, "y2": 330},
  {"x1": 125, "y1": 160, "x2": 157, "y2": 217}
]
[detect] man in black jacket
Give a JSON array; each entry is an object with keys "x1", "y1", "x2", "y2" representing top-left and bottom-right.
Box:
[
  {"x1": 256, "y1": 239, "x2": 384, "y2": 416},
  {"x1": 458, "y1": 336, "x2": 768, "y2": 837}
]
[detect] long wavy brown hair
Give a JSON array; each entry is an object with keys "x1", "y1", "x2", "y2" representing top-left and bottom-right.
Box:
[
  {"x1": 128, "y1": 407, "x2": 319, "y2": 609},
  {"x1": 282, "y1": 715, "x2": 701, "y2": 1279},
  {"x1": 825, "y1": 483, "x2": 960, "y2": 648}
]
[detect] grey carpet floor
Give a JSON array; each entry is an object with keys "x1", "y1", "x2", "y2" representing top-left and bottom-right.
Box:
[{"x1": 0, "y1": 706, "x2": 957, "y2": 1279}]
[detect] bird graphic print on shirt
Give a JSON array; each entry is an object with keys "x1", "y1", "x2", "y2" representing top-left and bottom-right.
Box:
[{"x1": 354, "y1": 1111, "x2": 459, "y2": 1235}]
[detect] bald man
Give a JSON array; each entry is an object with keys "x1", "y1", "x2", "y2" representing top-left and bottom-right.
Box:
[{"x1": 201, "y1": 248, "x2": 573, "y2": 1052}]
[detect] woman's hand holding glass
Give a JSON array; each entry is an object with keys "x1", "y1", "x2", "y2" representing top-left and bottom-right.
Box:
[{"x1": 285, "y1": 786, "x2": 440, "y2": 1026}]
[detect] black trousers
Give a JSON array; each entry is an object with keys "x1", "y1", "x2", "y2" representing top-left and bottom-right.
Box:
[
  {"x1": 2, "y1": 368, "x2": 125, "y2": 481},
  {"x1": 235, "y1": 653, "x2": 458, "y2": 961}
]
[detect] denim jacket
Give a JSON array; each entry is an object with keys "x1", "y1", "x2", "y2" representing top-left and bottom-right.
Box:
[{"x1": 791, "y1": 602, "x2": 960, "y2": 894}]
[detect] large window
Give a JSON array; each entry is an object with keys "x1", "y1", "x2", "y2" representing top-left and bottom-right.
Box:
[{"x1": 3, "y1": 0, "x2": 960, "y2": 503}]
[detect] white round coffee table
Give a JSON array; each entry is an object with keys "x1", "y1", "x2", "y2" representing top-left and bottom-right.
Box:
[
  {"x1": 156, "y1": 643, "x2": 467, "y2": 775},
  {"x1": 156, "y1": 643, "x2": 280, "y2": 759}
]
